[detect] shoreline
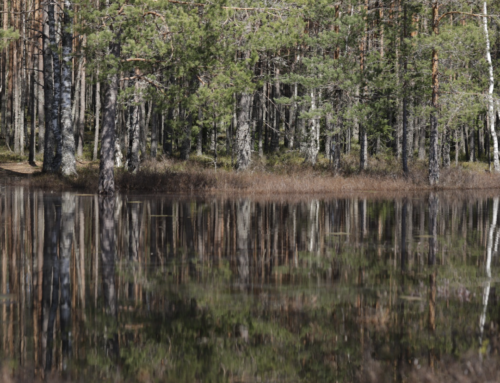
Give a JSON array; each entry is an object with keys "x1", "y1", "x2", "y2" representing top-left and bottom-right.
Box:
[{"x1": 1, "y1": 157, "x2": 500, "y2": 197}]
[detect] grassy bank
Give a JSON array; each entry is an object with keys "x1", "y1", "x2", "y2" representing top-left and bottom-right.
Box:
[{"x1": 2, "y1": 148, "x2": 500, "y2": 194}]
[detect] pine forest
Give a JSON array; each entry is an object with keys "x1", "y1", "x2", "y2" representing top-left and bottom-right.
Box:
[{"x1": 1, "y1": 0, "x2": 500, "y2": 192}]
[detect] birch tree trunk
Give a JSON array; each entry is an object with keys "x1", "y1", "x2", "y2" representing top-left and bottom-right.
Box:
[
  {"x1": 303, "y1": 89, "x2": 319, "y2": 165},
  {"x1": 236, "y1": 91, "x2": 253, "y2": 170},
  {"x1": 42, "y1": 0, "x2": 55, "y2": 172},
  {"x1": 125, "y1": 78, "x2": 140, "y2": 172},
  {"x1": 98, "y1": 39, "x2": 120, "y2": 194},
  {"x1": 60, "y1": 0, "x2": 77, "y2": 176},
  {"x1": 49, "y1": 0, "x2": 62, "y2": 171},
  {"x1": 483, "y1": 2, "x2": 500, "y2": 172}
]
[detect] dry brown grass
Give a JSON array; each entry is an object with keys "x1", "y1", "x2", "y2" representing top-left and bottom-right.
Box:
[{"x1": 4, "y1": 155, "x2": 500, "y2": 195}]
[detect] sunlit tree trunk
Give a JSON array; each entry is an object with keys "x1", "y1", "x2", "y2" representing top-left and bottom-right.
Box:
[
  {"x1": 126, "y1": 77, "x2": 140, "y2": 172},
  {"x1": 236, "y1": 57, "x2": 253, "y2": 170},
  {"x1": 483, "y1": 2, "x2": 500, "y2": 172},
  {"x1": 93, "y1": 69, "x2": 101, "y2": 161},
  {"x1": 98, "y1": 38, "x2": 120, "y2": 194},
  {"x1": 60, "y1": 0, "x2": 77, "y2": 176}
]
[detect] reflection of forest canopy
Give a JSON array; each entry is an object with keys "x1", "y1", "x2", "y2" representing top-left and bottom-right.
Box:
[{"x1": 1, "y1": 189, "x2": 500, "y2": 381}]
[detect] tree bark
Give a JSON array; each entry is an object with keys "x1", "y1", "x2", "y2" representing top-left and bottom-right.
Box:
[
  {"x1": 93, "y1": 69, "x2": 101, "y2": 160},
  {"x1": 98, "y1": 39, "x2": 120, "y2": 195},
  {"x1": 483, "y1": 2, "x2": 500, "y2": 171},
  {"x1": 49, "y1": 0, "x2": 62, "y2": 171},
  {"x1": 76, "y1": 54, "x2": 86, "y2": 158},
  {"x1": 236, "y1": 91, "x2": 253, "y2": 170},
  {"x1": 429, "y1": 2, "x2": 440, "y2": 185},
  {"x1": 42, "y1": 0, "x2": 55, "y2": 172},
  {"x1": 126, "y1": 78, "x2": 141, "y2": 172},
  {"x1": 60, "y1": 0, "x2": 77, "y2": 176}
]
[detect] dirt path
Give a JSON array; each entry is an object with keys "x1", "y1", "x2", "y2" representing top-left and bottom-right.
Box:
[{"x1": 0, "y1": 161, "x2": 42, "y2": 176}]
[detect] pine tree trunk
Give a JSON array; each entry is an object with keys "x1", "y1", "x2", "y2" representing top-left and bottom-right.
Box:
[
  {"x1": 402, "y1": 4, "x2": 409, "y2": 174},
  {"x1": 42, "y1": 0, "x2": 55, "y2": 172},
  {"x1": 258, "y1": 87, "x2": 265, "y2": 157},
  {"x1": 287, "y1": 83, "x2": 297, "y2": 149},
  {"x1": 93, "y1": 70, "x2": 100, "y2": 161},
  {"x1": 140, "y1": 100, "x2": 148, "y2": 158},
  {"x1": 151, "y1": 108, "x2": 158, "y2": 158},
  {"x1": 0, "y1": 0, "x2": 8, "y2": 141},
  {"x1": 442, "y1": 126, "x2": 450, "y2": 168},
  {"x1": 76, "y1": 55, "x2": 86, "y2": 158},
  {"x1": 29, "y1": 63, "x2": 36, "y2": 165},
  {"x1": 163, "y1": 108, "x2": 173, "y2": 156},
  {"x1": 270, "y1": 69, "x2": 280, "y2": 152},
  {"x1": 196, "y1": 108, "x2": 202, "y2": 156},
  {"x1": 98, "y1": 39, "x2": 120, "y2": 195},
  {"x1": 37, "y1": 31, "x2": 45, "y2": 155},
  {"x1": 428, "y1": 2, "x2": 440, "y2": 185},
  {"x1": 60, "y1": 0, "x2": 77, "y2": 176},
  {"x1": 180, "y1": 108, "x2": 192, "y2": 160}
]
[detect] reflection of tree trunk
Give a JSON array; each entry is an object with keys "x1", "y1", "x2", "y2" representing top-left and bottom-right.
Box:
[
  {"x1": 128, "y1": 202, "x2": 140, "y2": 298},
  {"x1": 59, "y1": 193, "x2": 75, "y2": 368},
  {"x1": 480, "y1": 197, "x2": 498, "y2": 344},
  {"x1": 428, "y1": 193, "x2": 438, "y2": 334},
  {"x1": 401, "y1": 198, "x2": 407, "y2": 272},
  {"x1": 99, "y1": 196, "x2": 119, "y2": 359},
  {"x1": 236, "y1": 200, "x2": 250, "y2": 287},
  {"x1": 41, "y1": 196, "x2": 61, "y2": 373}
]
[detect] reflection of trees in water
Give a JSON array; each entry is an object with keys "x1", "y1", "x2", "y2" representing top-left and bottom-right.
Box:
[
  {"x1": 59, "y1": 193, "x2": 75, "y2": 369},
  {"x1": 5, "y1": 188, "x2": 500, "y2": 381},
  {"x1": 99, "y1": 195, "x2": 119, "y2": 359},
  {"x1": 236, "y1": 199, "x2": 250, "y2": 287},
  {"x1": 480, "y1": 197, "x2": 498, "y2": 345},
  {"x1": 41, "y1": 195, "x2": 61, "y2": 373}
]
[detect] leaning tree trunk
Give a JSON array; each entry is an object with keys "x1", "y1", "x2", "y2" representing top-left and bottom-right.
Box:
[
  {"x1": 483, "y1": 2, "x2": 500, "y2": 172},
  {"x1": 60, "y1": 0, "x2": 76, "y2": 176},
  {"x1": 236, "y1": 88, "x2": 253, "y2": 170},
  {"x1": 98, "y1": 39, "x2": 120, "y2": 195}
]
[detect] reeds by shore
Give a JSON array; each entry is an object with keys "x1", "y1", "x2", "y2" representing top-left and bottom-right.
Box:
[{"x1": 3, "y1": 152, "x2": 500, "y2": 195}]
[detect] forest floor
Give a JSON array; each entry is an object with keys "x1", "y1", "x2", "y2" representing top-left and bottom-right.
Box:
[{"x1": 1, "y1": 147, "x2": 500, "y2": 195}]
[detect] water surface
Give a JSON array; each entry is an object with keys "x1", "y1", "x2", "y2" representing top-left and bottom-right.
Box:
[{"x1": 0, "y1": 184, "x2": 499, "y2": 382}]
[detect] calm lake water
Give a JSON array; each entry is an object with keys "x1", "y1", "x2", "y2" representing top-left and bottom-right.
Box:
[{"x1": 1, "y1": 183, "x2": 500, "y2": 382}]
